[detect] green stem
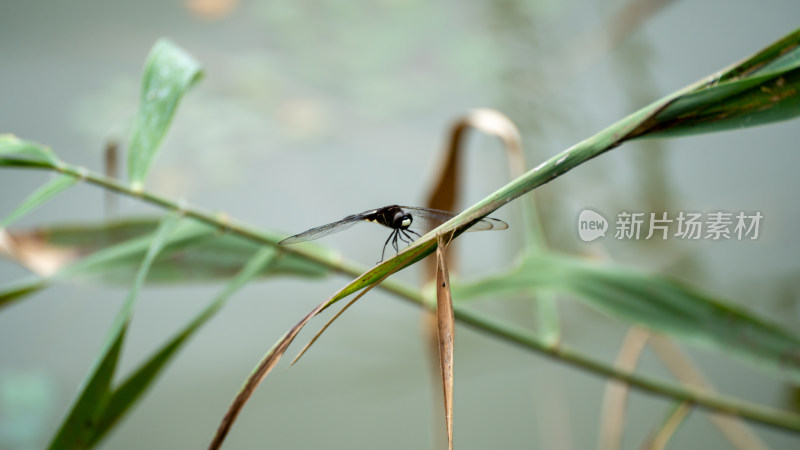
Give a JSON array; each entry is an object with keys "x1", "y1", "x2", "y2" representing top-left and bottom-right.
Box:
[{"x1": 7, "y1": 161, "x2": 800, "y2": 433}]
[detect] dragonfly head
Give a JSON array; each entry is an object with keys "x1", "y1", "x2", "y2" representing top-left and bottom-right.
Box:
[{"x1": 393, "y1": 211, "x2": 413, "y2": 229}]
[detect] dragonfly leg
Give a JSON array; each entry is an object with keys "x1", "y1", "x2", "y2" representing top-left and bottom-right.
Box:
[
  {"x1": 400, "y1": 230, "x2": 416, "y2": 244},
  {"x1": 406, "y1": 229, "x2": 422, "y2": 239},
  {"x1": 379, "y1": 230, "x2": 396, "y2": 263},
  {"x1": 391, "y1": 230, "x2": 400, "y2": 253},
  {"x1": 397, "y1": 231, "x2": 411, "y2": 245}
]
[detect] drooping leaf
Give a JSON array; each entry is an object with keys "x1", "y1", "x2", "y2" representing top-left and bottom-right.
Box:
[
  {"x1": 3, "y1": 218, "x2": 329, "y2": 283},
  {"x1": 451, "y1": 252, "x2": 800, "y2": 383},
  {"x1": 435, "y1": 235, "x2": 455, "y2": 450},
  {"x1": 127, "y1": 39, "x2": 203, "y2": 189},
  {"x1": 86, "y1": 246, "x2": 279, "y2": 446},
  {"x1": 1, "y1": 174, "x2": 78, "y2": 228},
  {"x1": 48, "y1": 212, "x2": 182, "y2": 449}
]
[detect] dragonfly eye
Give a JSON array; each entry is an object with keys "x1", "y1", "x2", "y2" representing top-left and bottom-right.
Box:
[{"x1": 394, "y1": 212, "x2": 412, "y2": 229}]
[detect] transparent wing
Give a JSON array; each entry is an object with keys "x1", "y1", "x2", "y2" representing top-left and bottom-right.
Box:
[
  {"x1": 279, "y1": 218, "x2": 360, "y2": 245},
  {"x1": 399, "y1": 206, "x2": 508, "y2": 234}
]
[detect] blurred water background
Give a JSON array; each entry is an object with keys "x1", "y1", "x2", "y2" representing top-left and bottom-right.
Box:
[{"x1": 1, "y1": 0, "x2": 799, "y2": 448}]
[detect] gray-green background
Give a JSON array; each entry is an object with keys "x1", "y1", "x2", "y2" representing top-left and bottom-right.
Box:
[{"x1": 1, "y1": 0, "x2": 799, "y2": 448}]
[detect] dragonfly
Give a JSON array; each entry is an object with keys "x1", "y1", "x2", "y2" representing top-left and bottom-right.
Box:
[{"x1": 279, "y1": 205, "x2": 508, "y2": 262}]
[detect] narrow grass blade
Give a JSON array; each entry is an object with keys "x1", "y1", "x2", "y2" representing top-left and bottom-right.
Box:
[
  {"x1": 1, "y1": 174, "x2": 77, "y2": 228},
  {"x1": 86, "y1": 246, "x2": 278, "y2": 446},
  {"x1": 290, "y1": 294, "x2": 361, "y2": 366},
  {"x1": 0, "y1": 134, "x2": 59, "y2": 167},
  {"x1": 452, "y1": 253, "x2": 800, "y2": 383},
  {"x1": 48, "y1": 212, "x2": 181, "y2": 449},
  {"x1": 641, "y1": 402, "x2": 692, "y2": 450},
  {"x1": 210, "y1": 265, "x2": 401, "y2": 449},
  {"x1": 435, "y1": 234, "x2": 455, "y2": 450},
  {"x1": 0, "y1": 278, "x2": 48, "y2": 309},
  {"x1": 127, "y1": 39, "x2": 203, "y2": 189}
]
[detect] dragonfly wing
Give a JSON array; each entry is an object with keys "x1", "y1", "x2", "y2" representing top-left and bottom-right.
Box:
[
  {"x1": 466, "y1": 216, "x2": 509, "y2": 231},
  {"x1": 279, "y1": 219, "x2": 359, "y2": 245},
  {"x1": 399, "y1": 206, "x2": 508, "y2": 234}
]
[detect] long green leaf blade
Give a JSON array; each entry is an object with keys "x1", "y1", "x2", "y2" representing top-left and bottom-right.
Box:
[
  {"x1": 48, "y1": 213, "x2": 181, "y2": 449},
  {"x1": 370, "y1": 29, "x2": 800, "y2": 289},
  {"x1": 452, "y1": 253, "x2": 800, "y2": 383},
  {"x1": 127, "y1": 39, "x2": 203, "y2": 189},
  {"x1": 87, "y1": 246, "x2": 278, "y2": 446},
  {"x1": 1, "y1": 174, "x2": 78, "y2": 228}
]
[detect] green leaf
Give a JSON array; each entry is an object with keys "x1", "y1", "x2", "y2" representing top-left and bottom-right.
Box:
[
  {"x1": 713, "y1": 29, "x2": 800, "y2": 82},
  {"x1": 86, "y1": 246, "x2": 278, "y2": 446},
  {"x1": 627, "y1": 28, "x2": 800, "y2": 139},
  {"x1": 4, "y1": 218, "x2": 329, "y2": 283},
  {"x1": 451, "y1": 253, "x2": 800, "y2": 383},
  {"x1": 0, "y1": 134, "x2": 59, "y2": 167},
  {"x1": 1, "y1": 218, "x2": 328, "y2": 311},
  {"x1": 54, "y1": 220, "x2": 215, "y2": 281},
  {"x1": 48, "y1": 213, "x2": 181, "y2": 449},
  {"x1": 0, "y1": 278, "x2": 48, "y2": 310},
  {"x1": 1, "y1": 174, "x2": 78, "y2": 228},
  {"x1": 127, "y1": 39, "x2": 203, "y2": 189}
]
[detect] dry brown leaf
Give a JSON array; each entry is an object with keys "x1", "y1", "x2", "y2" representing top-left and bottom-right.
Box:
[
  {"x1": 426, "y1": 108, "x2": 524, "y2": 230},
  {"x1": 0, "y1": 229, "x2": 80, "y2": 276},
  {"x1": 436, "y1": 233, "x2": 455, "y2": 450},
  {"x1": 422, "y1": 109, "x2": 524, "y2": 449}
]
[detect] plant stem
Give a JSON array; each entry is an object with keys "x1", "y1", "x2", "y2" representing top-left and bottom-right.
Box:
[{"x1": 8, "y1": 161, "x2": 800, "y2": 434}]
